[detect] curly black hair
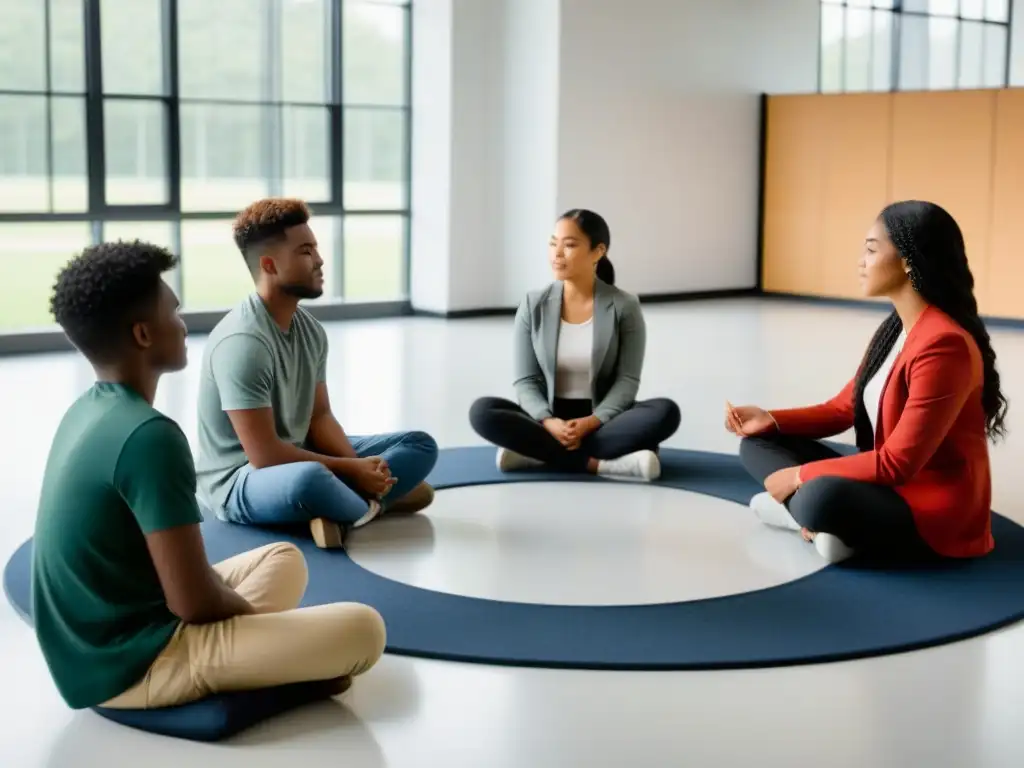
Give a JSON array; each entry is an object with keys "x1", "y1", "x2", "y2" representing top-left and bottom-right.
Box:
[
  {"x1": 50, "y1": 240, "x2": 178, "y2": 363},
  {"x1": 852, "y1": 200, "x2": 1008, "y2": 448}
]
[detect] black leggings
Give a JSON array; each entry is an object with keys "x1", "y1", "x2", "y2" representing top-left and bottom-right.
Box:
[
  {"x1": 739, "y1": 434, "x2": 937, "y2": 561},
  {"x1": 469, "y1": 396, "x2": 681, "y2": 471}
]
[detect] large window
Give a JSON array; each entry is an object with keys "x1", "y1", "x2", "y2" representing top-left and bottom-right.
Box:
[
  {"x1": 0, "y1": 0, "x2": 411, "y2": 335},
  {"x1": 820, "y1": 0, "x2": 1011, "y2": 92}
]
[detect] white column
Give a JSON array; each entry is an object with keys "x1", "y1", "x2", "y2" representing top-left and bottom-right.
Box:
[
  {"x1": 1010, "y1": 0, "x2": 1024, "y2": 85},
  {"x1": 408, "y1": 0, "x2": 455, "y2": 312},
  {"x1": 499, "y1": 0, "x2": 562, "y2": 306},
  {"x1": 409, "y1": 0, "x2": 512, "y2": 313}
]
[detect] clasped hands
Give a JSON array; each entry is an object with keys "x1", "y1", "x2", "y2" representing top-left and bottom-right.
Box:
[
  {"x1": 542, "y1": 415, "x2": 600, "y2": 451},
  {"x1": 345, "y1": 456, "x2": 398, "y2": 499},
  {"x1": 723, "y1": 400, "x2": 802, "y2": 504}
]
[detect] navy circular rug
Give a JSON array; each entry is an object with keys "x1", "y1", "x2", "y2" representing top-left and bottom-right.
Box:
[{"x1": 7, "y1": 446, "x2": 1024, "y2": 670}]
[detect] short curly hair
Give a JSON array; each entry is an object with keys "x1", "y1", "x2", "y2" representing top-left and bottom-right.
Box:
[
  {"x1": 232, "y1": 198, "x2": 311, "y2": 272},
  {"x1": 50, "y1": 240, "x2": 178, "y2": 363}
]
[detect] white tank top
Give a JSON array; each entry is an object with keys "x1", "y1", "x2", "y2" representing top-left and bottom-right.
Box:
[
  {"x1": 554, "y1": 318, "x2": 593, "y2": 400},
  {"x1": 863, "y1": 330, "x2": 907, "y2": 435}
]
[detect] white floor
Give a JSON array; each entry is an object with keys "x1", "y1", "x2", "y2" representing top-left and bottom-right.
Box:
[{"x1": 2, "y1": 297, "x2": 1023, "y2": 767}]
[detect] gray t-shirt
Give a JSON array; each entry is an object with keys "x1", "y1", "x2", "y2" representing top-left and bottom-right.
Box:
[{"x1": 195, "y1": 293, "x2": 328, "y2": 511}]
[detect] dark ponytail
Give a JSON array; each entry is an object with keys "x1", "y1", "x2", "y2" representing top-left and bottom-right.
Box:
[
  {"x1": 560, "y1": 208, "x2": 615, "y2": 286},
  {"x1": 852, "y1": 201, "x2": 1008, "y2": 450},
  {"x1": 595, "y1": 256, "x2": 615, "y2": 285}
]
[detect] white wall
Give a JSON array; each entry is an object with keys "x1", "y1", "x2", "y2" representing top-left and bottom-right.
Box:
[
  {"x1": 555, "y1": 0, "x2": 819, "y2": 297},
  {"x1": 410, "y1": 0, "x2": 820, "y2": 312}
]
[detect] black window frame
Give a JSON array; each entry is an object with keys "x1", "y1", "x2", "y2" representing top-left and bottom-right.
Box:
[
  {"x1": 0, "y1": 0, "x2": 414, "y2": 353},
  {"x1": 817, "y1": 0, "x2": 1014, "y2": 93}
]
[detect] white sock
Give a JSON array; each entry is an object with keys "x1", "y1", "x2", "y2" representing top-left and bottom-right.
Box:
[
  {"x1": 496, "y1": 447, "x2": 544, "y2": 472},
  {"x1": 351, "y1": 499, "x2": 382, "y2": 529},
  {"x1": 814, "y1": 533, "x2": 855, "y2": 564},
  {"x1": 749, "y1": 491, "x2": 801, "y2": 532},
  {"x1": 597, "y1": 450, "x2": 660, "y2": 481}
]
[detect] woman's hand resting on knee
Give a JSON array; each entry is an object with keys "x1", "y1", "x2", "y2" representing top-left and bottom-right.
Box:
[
  {"x1": 764, "y1": 466, "x2": 802, "y2": 503},
  {"x1": 724, "y1": 401, "x2": 776, "y2": 437}
]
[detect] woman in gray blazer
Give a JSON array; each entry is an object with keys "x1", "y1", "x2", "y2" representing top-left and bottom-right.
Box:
[{"x1": 469, "y1": 209, "x2": 681, "y2": 481}]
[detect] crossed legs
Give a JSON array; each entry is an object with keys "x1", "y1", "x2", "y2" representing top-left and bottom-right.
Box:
[
  {"x1": 469, "y1": 396, "x2": 681, "y2": 479},
  {"x1": 101, "y1": 542, "x2": 386, "y2": 709},
  {"x1": 739, "y1": 434, "x2": 936, "y2": 563},
  {"x1": 222, "y1": 430, "x2": 439, "y2": 548}
]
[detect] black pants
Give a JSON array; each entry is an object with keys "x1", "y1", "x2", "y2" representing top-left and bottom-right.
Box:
[
  {"x1": 469, "y1": 396, "x2": 681, "y2": 471},
  {"x1": 739, "y1": 434, "x2": 937, "y2": 561}
]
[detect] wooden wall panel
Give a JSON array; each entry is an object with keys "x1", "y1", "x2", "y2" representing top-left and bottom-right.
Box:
[
  {"x1": 818, "y1": 93, "x2": 893, "y2": 300},
  {"x1": 760, "y1": 95, "x2": 825, "y2": 295},
  {"x1": 761, "y1": 88, "x2": 1024, "y2": 320},
  {"x1": 889, "y1": 90, "x2": 998, "y2": 310},
  {"x1": 987, "y1": 89, "x2": 1024, "y2": 320}
]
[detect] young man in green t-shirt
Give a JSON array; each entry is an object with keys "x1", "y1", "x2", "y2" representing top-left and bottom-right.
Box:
[{"x1": 32, "y1": 241, "x2": 386, "y2": 711}]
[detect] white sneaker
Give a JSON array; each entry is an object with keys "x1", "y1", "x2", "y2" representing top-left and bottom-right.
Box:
[
  {"x1": 496, "y1": 447, "x2": 544, "y2": 472},
  {"x1": 596, "y1": 450, "x2": 661, "y2": 481},
  {"x1": 351, "y1": 499, "x2": 383, "y2": 529},
  {"x1": 749, "y1": 491, "x2": 801, "y2": 532},
  {"x1": 814, "y1": 533, "x2": 855, "y2": 564}
]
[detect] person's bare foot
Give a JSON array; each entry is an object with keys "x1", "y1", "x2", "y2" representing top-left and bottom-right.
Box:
[{"x1": 385, "y1": 482, "x2": 435, "y2": 515}]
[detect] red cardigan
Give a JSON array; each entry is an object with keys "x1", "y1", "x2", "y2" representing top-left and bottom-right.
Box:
[{"x1": 769, "y1": 305, "x2": 993, "y2": 559}]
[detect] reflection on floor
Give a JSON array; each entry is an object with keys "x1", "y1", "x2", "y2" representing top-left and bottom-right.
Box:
[
  {"x1": 1, "y1": 298, "x2": 1023, "y2": 767},
  {"x1": 348, "y1": 483, "x2": 828, "y2": 605}
]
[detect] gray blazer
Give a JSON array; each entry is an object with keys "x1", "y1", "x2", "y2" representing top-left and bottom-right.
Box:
[{"x1": 513, "y1": 278, "x2": 646, "y2": 423}]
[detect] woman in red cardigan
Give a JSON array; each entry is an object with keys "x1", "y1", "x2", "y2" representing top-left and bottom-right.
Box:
[{"x1": 727, "y1": 200, "x2": 1009, "y2": 564}]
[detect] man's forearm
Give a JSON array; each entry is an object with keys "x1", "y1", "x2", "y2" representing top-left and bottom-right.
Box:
[
  {"x1": 250, "y1": 436, "x2": 356, "y2": 475},
  {"x1": 211, "y1": 581, "x2": 256, "y2": 621},
  {"x1": 182, "y1": 575, "x2": 256, "y2": 624},
  {"x1": 307, "y1": 412, "x2": 358, "y2": 460}
]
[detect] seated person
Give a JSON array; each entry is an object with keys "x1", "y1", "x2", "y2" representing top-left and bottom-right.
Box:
[
  {"x1": 33, "y1": 241, "x2": 386, "y2": 712},
  {"x1": 470, "y1": 208, "x2": 681, "y2": 481},
  {"x1": 195, "y1": 198, "x2": 439, "y2": 549},
  {"x1": 726, "y1": 200, "x2": 1006, "y2": 565}
]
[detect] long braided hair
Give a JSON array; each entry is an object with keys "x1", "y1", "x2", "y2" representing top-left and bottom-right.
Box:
[{"x1": 851, "y1": 200, "x2": 1009, "y2": 450}]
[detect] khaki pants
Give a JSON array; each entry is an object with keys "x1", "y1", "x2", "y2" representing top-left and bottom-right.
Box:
[{"x1": 102, "y1": 542, "x2": 386, "y2": 710}]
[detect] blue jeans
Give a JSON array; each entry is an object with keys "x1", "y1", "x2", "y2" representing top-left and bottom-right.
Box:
[{"x1": 221, "y1": 431, "x2": 439, "y2": 526}]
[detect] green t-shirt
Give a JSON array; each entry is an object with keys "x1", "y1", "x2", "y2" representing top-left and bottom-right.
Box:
[
  {"x1": 195, "y1": 293, "x2": 328, "y2": 512},
  {"x1": 31, "y1": 382, "x2": 203, "y2": 710}
]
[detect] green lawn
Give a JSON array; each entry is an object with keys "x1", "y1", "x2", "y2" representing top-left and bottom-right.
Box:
[{"x1": 0, "y1": 212, "x2": 406, "y2": 332}]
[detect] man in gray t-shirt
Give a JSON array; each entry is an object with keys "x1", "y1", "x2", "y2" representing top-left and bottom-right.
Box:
[{"x1": 195, "y1": 198, "x2": 438, "y2": 549}]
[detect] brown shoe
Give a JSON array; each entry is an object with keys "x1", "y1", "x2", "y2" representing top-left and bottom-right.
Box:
[
  {"x1": 385, "y1": 482, "x2": 435, "y2": 515},
  {"x1": 310, "y1": 518, "x2": 345, "y2": 549},
  {"x1": 326, "y1": 675, "x2": 353, "y2": 696}
]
